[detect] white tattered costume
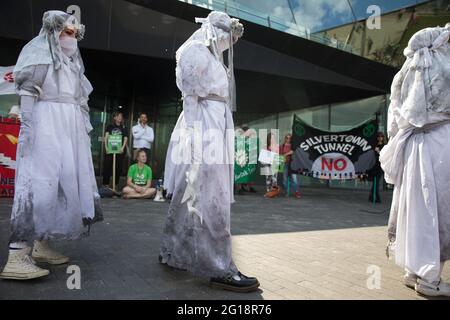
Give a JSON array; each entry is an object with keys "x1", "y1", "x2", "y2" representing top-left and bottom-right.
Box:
[
  {"x1": 160, "y1": 12, "x2": 243, "y2": 278},
  {"x1": 381, "y1": 24, "x2": 450, "y2": 283},
  {"x1": 10, "y1": 11, "x2": 102, "y2": 242}
]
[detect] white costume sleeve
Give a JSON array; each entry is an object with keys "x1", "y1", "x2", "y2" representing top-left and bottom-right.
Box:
[
  {"x1": 15, "y1": 65, "x2": 48, "y2": 157},
  {"x1": 183, "y1": 95, "x2": 199, "y2": 128},
  {"x1": 15, "y1": 64, "x2": 48, "y2": 98},
  {"x1": 177, "y1": 43, "x2": 212, "y2": 128},
  {"x1": 79, "y1": 74, "x2": 94, "y2": 134},
  {"x1": 387, "y1": 101, "x2": 400, "y2": 139}
]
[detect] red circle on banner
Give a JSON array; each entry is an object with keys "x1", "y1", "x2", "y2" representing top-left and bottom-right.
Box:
[{"x1": 334, "y1": 158, "x2": 347, "y2": 171}]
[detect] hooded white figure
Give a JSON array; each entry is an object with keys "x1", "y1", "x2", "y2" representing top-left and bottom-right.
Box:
[
  {"x1": 160, "y1": 11, "x2": 259, "y2": 292},
  {"x1": 380, "y1": 24, "x2": 450, "y2": 297},
  {"x1": 0, "y1": 11, "x2": 102, "y2": 281}
]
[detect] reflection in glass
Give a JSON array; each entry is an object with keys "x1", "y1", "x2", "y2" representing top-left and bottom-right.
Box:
[{"x1": 178, "y1": 0, "x2": 446, "y2": 64}]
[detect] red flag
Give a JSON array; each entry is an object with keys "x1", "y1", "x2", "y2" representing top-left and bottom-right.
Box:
[{"x1": 0, "y1": 118, "x2": 20, "y2": 197}]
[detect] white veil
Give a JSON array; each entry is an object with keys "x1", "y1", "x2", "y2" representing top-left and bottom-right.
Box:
[
  {"x1": 388, "y1": 23, "x2": 450, "y2": 134},
  {"x1": 14, "y1": 11, "x2": 85, "y2": 75},
  {"x1": 176, "y1": 11, "x2": 244, "y2": 112},
  {"x1": 13, "y1": 10, "x2": 92, "y2": 108}
]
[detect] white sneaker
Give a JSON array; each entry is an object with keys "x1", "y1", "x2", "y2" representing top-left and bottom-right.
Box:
[
  {"x1": 0, "y1": 247, "x2": 50, "y2": 280},
  {"x1": 32, "y1": 241, "x2": 69, "y2": 265},
  {"x1": 415, "y1": 278, "x2": 450, "y2": 297},
  {"x1": 154, "y1": 189, "x2": 165, "y2": 202},
  {"x1": 403, "y1": 273, "x2": 418, "y2": 289}
]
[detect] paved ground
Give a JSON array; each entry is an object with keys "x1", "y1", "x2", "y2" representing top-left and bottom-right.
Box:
[{"x1": 0, "y1": 187, "x2": 449, "y2": 300}]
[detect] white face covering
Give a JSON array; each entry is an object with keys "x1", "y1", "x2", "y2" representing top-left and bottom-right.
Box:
[
  {"x1": 59, "y1": 36, "x2": 78, "y2": 57},
  {"x1": 216, "y1": 32, "x2": 231, "y2": 53}
]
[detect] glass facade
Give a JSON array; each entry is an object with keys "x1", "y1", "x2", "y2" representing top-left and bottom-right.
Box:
[
  {"x1": 321, "y1": 0, "x2": 450, "y2": 67},
  {"x1": 0, "y1": 0, "x2": 447, "y2": 190},
  {"x1": 179, "y1": 0, "x2": 430, "y2": 57}
]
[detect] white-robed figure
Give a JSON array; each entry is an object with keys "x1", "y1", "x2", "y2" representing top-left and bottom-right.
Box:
[
  {"x1": 0, "y1": 11, "x2": 102, "y2": 280},
  {"x1": 381, "y1": 24, "x2": 450, "y2": 297},
  {"x1": 160, "y1": 11, "x2": 259, "y2": 292}
]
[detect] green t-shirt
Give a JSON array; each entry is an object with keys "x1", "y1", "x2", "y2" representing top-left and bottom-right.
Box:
[{"x1": 127, "y1": 164, "x2": 152, "y2": 186}]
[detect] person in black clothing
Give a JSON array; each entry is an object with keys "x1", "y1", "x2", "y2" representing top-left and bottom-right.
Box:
[
  {"x1": 368, "y1": 132, "x2": 386, "y2": 203},
  {"x1": 102, "y1": 111, "x2": 128, "y2": 189}
]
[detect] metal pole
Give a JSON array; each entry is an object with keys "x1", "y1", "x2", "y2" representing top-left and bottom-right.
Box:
[
  {"x1": 99, "y1": 95, "x2": 108, "y2": 178},
  {"x1": 112, "y1": 153, "x2": 116, "y2": 192},
  {"x1": 372, "y1": 176, "x2": 377, "y2": 206},
  {"x1": 287, "y1": 0, "x2": 299, "y2": 28},
  {"x1": 327, "y1": 104, "x2": 331, "y2": 189},
  {"x1": 128, "y1": 83, "x2": 135, "y2": 166},
  {"x1": 345, "y1": 0, "x2": 358, "y2": 52}
]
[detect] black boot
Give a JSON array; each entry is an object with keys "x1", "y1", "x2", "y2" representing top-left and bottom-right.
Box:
[{"x1": 210, "y1": 272, "x2": 260, "y2": 293}]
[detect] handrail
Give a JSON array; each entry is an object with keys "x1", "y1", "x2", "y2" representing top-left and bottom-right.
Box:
[{"x1": 178, "y1": 0, "x2": 354, "y2": 53}]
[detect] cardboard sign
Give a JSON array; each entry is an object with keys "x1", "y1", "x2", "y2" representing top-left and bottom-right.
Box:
[{"x1": 107, "y1": 133, "x2": 122, "y2": 154}]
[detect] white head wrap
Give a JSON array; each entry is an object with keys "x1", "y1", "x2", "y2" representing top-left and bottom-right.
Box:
[
  {"x1": 177, "y1": 11, "x2": 244, "y2": 112},
  {"x1": 14, "y1": 10, "x2": 85, "y2": 75},
  {"x1": 390, "y1": 23, "x2": 450, "y2": 128},
  {"x1": 13, "y1": 10, "x2": 92, "y2": 107}
]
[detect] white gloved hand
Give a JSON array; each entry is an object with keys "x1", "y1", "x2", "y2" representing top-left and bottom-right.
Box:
[
  {"x1": 17, "y1": 95, "x2": 35, "y2": 158},
  {"x1": 180, "y1": 125, "x2": 203, "y2": 165},
  {"x1": 80, "y1": 104, "x2": 93, "y2": 134}
]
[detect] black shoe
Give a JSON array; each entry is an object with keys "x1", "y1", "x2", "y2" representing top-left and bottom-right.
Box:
[
  {"x1": 238, "y1": 271, "x2": 257, "y2": 281},
  {"x1": 210, "y1": 273, "x2": 260, "y2": 293}
]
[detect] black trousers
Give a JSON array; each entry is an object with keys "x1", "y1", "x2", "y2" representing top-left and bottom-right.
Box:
[
  {"x1": 369, "y1": 173, "x2": 383, "y2": 202},
  {"x1": 102, "y1": 153, "x2": 124, "y2": 186}
]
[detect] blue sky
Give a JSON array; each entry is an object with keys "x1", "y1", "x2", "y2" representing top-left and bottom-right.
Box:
[{"x1": 230, "y1": 0, "x2": 429, "y2": 32}]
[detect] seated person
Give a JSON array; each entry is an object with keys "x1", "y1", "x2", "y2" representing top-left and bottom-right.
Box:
[{"x1": 122, "y1": 149, "x2": 156, "y2": 199}]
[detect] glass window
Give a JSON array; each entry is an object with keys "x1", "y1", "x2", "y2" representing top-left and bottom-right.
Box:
[
  {"x1": 179, "y1": 0, "x2": 444, "y2": 59},
  {"x1": 330, "y1": 95, "x2": 384, "y2": 131}
]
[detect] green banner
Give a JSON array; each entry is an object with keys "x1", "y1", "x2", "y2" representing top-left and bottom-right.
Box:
[
  {"x1": 234, "y1": 136, "x2": 258, "y2": 184},
  {"x1": 274, "y1": 155, "x2": 285, "y2": 173},
  {"x1": 107, "y1": 133, "x2": 122, "y2": 154}
]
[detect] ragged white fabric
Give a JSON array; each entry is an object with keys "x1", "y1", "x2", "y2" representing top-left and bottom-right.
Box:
[
  {"x1": 13, "y1": 11, "x2": 93, "y2": 133},
  {"x1": 14, "y1": 11, "x2": 85, "y2": 75},
  {"x1": 160, "y1": 11, "x2": 243, "y2": 279},
  {"x1": 387, "y1": 24, "x2": 450, "y2": 132},
  {"x1": 380, "y1": 24, "x2": 450, "y2": 283},
  {"x1": 10, "y1": 12, "x2": 101, "y2": 242}
]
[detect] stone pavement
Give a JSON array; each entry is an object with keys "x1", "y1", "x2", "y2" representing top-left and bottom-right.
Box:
[{"x1": 0, "y1": 187, "x2": 449, "y2": 300}]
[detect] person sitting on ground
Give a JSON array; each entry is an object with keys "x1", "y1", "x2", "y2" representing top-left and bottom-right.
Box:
[{"x1": 122, "y1": 149, "x2": 156, "y2": 199}]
